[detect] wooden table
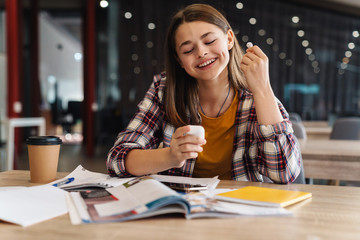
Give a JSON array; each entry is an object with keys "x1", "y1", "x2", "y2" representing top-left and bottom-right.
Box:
[
  {"x1": 305, "y1": 126, "x2": 332, "y2": 139},
  {"x1": 301, "y1": 139, "x2": 360, "y2": 181},
  {"x1": 302, "y1": 121, "x2": 332, "y2": 139},
  {"x1": 1, "y1": 170, "x2": 360, "y2": 240}
]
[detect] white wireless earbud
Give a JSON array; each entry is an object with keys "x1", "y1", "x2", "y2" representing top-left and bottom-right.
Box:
[{"x1": 187, "y1": 125, "x2": 205, "y2": 140}]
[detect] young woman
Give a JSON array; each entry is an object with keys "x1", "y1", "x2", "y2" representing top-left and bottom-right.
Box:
[{"x1": 107, "y1": 4, "x2": 301, "y2": 183}]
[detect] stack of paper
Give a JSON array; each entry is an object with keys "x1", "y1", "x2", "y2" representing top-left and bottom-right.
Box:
[{"x1": 0, "y1": 186, "x2": 68, "y2": 227}]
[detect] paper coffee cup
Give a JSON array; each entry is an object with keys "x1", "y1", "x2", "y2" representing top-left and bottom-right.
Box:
[{"x1": 26, "y1": 136, "x2": 62, "y2": 183}]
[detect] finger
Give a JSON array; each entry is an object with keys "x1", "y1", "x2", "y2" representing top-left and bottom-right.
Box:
[
  {"x1": 240, "y1": 63, "x2": 248, "y2": 73},
  {"x1": 173, "y1": 152, "x2": 199, "y2": 162},
  {"x1": 241, "y1": 55, "x2": 253, "y2": 65},
  {"x1": 173, "y1": 125, "x2": 191, "y2": 139},
  {"x1": 243, "y1": 51, "x2": 259, "y2": 62},
  {"x1": 179, "y1": 142, "x2": 203, "y2": 152},
  {"x1": 182, "y1": 152, "x2": 199, "y2": 160},
  {"x1": 180, "y1": 135, "x2": 206, "y2": 146},
  {"x1": 249, "y1": 45, "x2": 267, "y2": 59}
]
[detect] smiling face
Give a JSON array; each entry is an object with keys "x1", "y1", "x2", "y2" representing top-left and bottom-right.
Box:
[{"x1": 175, "y1": 21, "x2": 234, "y2": 83}]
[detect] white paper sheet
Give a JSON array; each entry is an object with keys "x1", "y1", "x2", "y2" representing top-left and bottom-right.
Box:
[
  {"x1": 50, "y1": 165, "x2": 134, "y2": 190},
  {"x1": 65, "y1": 192, "x2": 82, "y2": 225},
  {"x1": 150, "y1": 174, "x2": 220, "y2": 190},
  {"x1": 0, "y1": 185, "x2": 68, "y2": 227},
  {"x1": 0, "y1": 186, "x2": 26, "y2": 192}
]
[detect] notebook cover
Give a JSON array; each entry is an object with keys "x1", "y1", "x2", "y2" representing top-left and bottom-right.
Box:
[{"x1": 216, "y1": 186, "x2": 312, "y2": 207}]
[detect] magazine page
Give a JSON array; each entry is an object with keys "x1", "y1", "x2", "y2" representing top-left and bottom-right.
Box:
[
  {"x1": 122, "y1": 177, "x2": 189, "y2": 212},
  {"x1": 50, "y1": 165, "x2": 134, "y2": 190},
  {"x1": 183, "y1": 192, "x2": 292, "y2": 219},
  {"x1": 70, "y1": 176, "x2": 190, "y2": 223},
  {"x1": 151, "y1": 174, "x2": 220, "y2": 190},
  {"x1": 51, "y1": 165, "x2": 218, "y2": 192}
]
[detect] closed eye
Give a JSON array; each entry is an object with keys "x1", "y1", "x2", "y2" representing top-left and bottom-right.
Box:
[
  {"x1": 205, "y1": 39, "x2": 216, "y2": 45},
  {"x1": 183, "y1": 48, "x2": 194, "y2": 54}
]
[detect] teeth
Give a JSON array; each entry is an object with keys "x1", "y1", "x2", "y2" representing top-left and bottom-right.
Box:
[{"x1": 198, "y1": 59, "x2": 215, "y2": 68}]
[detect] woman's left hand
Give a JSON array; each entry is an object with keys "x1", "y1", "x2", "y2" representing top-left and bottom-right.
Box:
[
  {"x1": 240, "y1": 45, "x2": 284, "y2": 125},
  {"x1": 240, "y1": 45, "x2": 271, "y2": 95}
]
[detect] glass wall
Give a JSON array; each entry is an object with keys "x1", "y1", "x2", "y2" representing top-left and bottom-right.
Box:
[
  {"x1": 2, "y1": 0, "x2": 359, "y2": 147},
  {"x1": 95, "y1": 0, "x2": 360, "y2": 146},
  {"x1": 38, "y1": 10, "x2": 83, "y2": 138}
]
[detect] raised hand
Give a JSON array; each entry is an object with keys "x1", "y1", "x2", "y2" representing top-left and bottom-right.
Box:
[{"x1": 240, "y1": 45, "x2": 271, "y2": 96}]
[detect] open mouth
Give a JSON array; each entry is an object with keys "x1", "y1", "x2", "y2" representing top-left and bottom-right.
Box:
[{"x1": 197, "y1": 58, "x2": 216, "y2": 68}]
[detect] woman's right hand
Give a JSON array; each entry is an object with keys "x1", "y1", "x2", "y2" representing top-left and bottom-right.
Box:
[{"x1": 169, "y1": 125, "x2": 206, "y2": 168}]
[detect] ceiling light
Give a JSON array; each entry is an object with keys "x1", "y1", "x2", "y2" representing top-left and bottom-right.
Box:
[
  {"x1": 266, "y1": 38, "x2": 273, "y2": 45},
  {"x1": 100, "y1": 0, "x2": 108, "y2": 8},
  {"x1": 352, "y1": 30, "x2": 359, "y2": 38},
  {"x1": 302, "y1": 40, "x2": 309, "y2": 47},
  {"x1": 291, "y1": 16, "x2": 300, "y2": 23},
  {"x1": 148, "y1": 23, "x2": 156, "y2": 30},
  {"x1": 345, "y1": 51, "x2": 352, "y2": 57},
  {"x1": 297, "y1": 30, "x2": 305, "y2": 37},
  {"x1": 249, "y1": 18, "x2": 257, "y2": 25},
  {"x1": 258, "y1": 29, "x2": 266, "y2": 36},
  {"x1": 236, "y1": 2, "x2": 243, "y2": 9},
  {"x1": 124, "y1": 12, "x2": 132, "y2": 19},
  {"x1": 305, "y1": 48, "x2": 312, "y2": 55},
  {"x1": 348, "y1": 42, "x2": 355, "y2": 49}
]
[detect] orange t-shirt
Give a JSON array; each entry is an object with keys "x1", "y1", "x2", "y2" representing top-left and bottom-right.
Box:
[{"x1": 193, "y1": 91, "x2": 239, "y2": 180}]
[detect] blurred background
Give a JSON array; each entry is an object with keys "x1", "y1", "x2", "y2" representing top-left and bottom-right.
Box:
[{"x1": 0, "y1": 0, "x2": 360, "y2": 176}]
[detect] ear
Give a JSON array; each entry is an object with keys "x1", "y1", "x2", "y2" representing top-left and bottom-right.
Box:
[{"x1": 227, "y1": 29, "x2": 235, "y2": 50}]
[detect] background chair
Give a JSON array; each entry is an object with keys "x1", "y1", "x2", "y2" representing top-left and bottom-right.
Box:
[
  {"x1": 291, "y1": 121, "x2": 307, "y2": 184},
  {"x1": 329, "y1": 117, "x2": 360, "y2": 185},
  {"x1": 262, "y1": 121, "x2": 306, "y2": 184},
  {"x1": 62, "y1": 101, "x2": 83, "y2": 134},
  {"x1": 330, "y1": 117, "x2": 360, "y2": 140},
  {"x1": 292, "y1": 121, "x2": 307, "y2": 141},
  {"x1": 292, "y1": 157, "x2": 306, "y2": 184},
  {"x1": 289, "y1": 112, "x2": 302, "y2": 123}
]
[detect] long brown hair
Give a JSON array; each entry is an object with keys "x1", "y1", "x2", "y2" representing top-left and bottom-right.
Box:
[{"x1": 164, "y1": 4, "x2": 247, "y2": 128}]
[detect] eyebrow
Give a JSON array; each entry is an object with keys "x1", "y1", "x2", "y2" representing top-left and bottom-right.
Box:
[{"x1": 178, "y1": 32, "x2": 215, "y2": 49}]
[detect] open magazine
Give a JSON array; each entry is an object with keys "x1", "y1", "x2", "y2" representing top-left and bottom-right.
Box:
[
  {"x1": 50, "y1": 165, "x2": 132, "y2": 190},
  {"x1": 66, "y1": 176, "x2": 292, "y2": 224},
  {"x1": 50, "y1": 165, "x2": 220, "y2": 191}
]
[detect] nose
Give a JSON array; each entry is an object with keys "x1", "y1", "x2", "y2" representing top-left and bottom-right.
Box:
[
  {"x1": 197, "y1": 46, "x2": 208, "y2": 58},
  {"x1": 198, "y1": 53, "x2": 207, "y2": 58}
]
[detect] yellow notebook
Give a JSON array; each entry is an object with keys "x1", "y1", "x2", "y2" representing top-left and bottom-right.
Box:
[{"x1": 215, "y1": 186, "x2": 312, "y2": 208}]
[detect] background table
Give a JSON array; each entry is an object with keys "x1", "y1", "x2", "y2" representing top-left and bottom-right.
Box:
[
  {"x1": 1, "y1": 170, "x2": 360, "y2": 240},
  {"x1": 0, "y1": 117, "x2": 46, "y2": 171},
  {"x1": 303, "y1": 120, "x2": 332, "y2": 140},
  {"x1": 301, "y1": 139, "x2": 360, "y2": 182}
]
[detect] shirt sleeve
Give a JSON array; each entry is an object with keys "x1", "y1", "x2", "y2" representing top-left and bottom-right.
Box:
[
  {"x1": 252, "y1": 101, "x2": 301, "y2": 184},
  {"x1": 106, "y1": 74, "x2": 165, "y2": 177}
]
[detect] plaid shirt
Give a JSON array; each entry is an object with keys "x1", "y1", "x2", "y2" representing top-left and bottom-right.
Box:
[{"x1": 107, "y1": 73, "x2": 301, "y2": 183}]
